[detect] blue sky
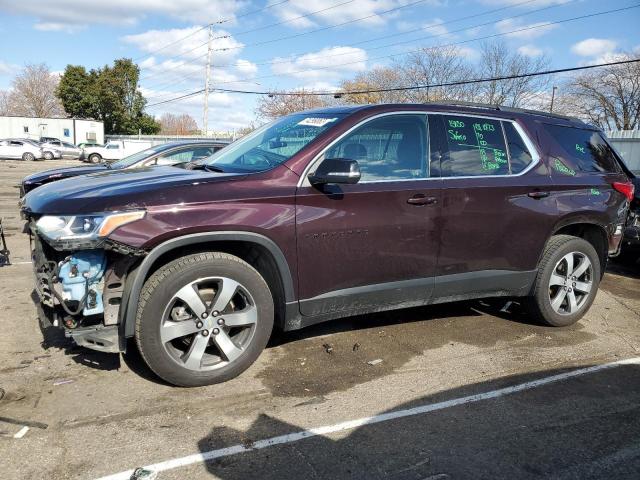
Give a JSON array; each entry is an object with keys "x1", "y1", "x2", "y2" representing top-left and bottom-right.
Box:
[{"x1": 0, "y1": 0, "x2": 639, "y2": 131}]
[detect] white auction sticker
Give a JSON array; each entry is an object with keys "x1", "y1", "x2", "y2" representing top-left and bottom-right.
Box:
[{"x1": 297, "y1": 117, "x2": 338, "y2": 127}]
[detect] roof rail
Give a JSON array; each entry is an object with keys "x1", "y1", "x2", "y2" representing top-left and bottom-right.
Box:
[{"x1": 426, "y1": 100, "x2": 583, "y2": 123}]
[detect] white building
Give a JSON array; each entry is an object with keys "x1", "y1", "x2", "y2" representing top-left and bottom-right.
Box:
[{"x1": 0, "y1": 116, "x2": 104, "y2": 145}]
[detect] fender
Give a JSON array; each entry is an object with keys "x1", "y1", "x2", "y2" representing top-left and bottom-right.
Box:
[{"x1": 118, "y1": 231, "x2": 296, "y2": 341}]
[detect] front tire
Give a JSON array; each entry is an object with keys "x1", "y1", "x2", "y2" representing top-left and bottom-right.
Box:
[
  {"x1": 527, "y1": 235, "x2": 600, "y2": 327},
  {"x1": 135, "y1": 252, "x2": 274, "y2": 387},
  {"x1": 22, "y1": 152, "x2": 35, "y2": 161},
  {"x1": 43, "y1": 151, "x2": 54, "y2": 160},
  {"x1": 88, "y1": 153, "x2": 101, "y2": 163}
]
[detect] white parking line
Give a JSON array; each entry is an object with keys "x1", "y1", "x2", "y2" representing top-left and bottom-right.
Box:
[
  {"x1": 96, "y1": 356, "x2": 640, "y2": 480},
  {"x1": 13, "y1": 426, "x2": 29, "y2": 439}
]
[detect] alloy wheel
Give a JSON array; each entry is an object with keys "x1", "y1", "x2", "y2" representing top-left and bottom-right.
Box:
[
  {"x1": 160, "y1": 276, "x2": 258, "y2": 371},
  {"x1": 548, "y1": 251, "x2": 593, "y2": 315}
]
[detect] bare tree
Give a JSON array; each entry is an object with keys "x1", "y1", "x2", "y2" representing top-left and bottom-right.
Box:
[
  {"x1": 397, "y1": 45, "x2": 478, "y2": 103},
  {"x1": 339, "y1": 67, "x2": 407, "y2": 104},
  {"x1": 0, "y1": 90, "x2": 11, "y2": 115},
  {"x1": 159, "y1": 112, "x2": 199, "y2": 135},
  {"x1": 563, "y1": 53, "x2": 640, "y2": 129},
  {"x1": 9, "y1": 64, "x2": 65, "y2": 117},
  {"x1": 475, "y1": 41, "x2": 551, "y2": 108},
  {"x1": 256, "y1": 89, "x2": 330, "y2": 120}
]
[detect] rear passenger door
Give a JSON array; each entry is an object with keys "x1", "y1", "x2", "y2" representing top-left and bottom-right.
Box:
[{"x1": 432, "y1": 114, "x2": 556, "y2": 299}]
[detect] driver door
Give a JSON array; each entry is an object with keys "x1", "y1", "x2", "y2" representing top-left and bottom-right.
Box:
[{"x1": 295, "y1": 113, "x2": 442, "y2": 316}]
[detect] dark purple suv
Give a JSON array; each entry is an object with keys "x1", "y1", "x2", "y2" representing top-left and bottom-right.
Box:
[{"x1": 21, "y1": 103, "x2": 634, "y2": 386}]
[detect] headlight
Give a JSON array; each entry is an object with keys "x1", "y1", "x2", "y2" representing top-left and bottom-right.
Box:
[{"x1": 36, "y1": 211, "x2": 145, "y2": 244}]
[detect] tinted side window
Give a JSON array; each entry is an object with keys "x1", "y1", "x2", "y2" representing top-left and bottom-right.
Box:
[
  {"x1": 503, "y1": 122, "x2": 533, "y2": 174},
  {"x1": 544, "y1": 124, "x2": 621, "y2": 174},
  {"x1": 440, "y1": 115, "x2": 509, "y2": 176},
  {"x1": 325, "y1": 114, "x2": 428, "y2": 181}
]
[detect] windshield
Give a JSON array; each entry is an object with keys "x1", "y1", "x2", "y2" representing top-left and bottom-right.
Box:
[
  {"x1": 111, "y1": 146, "x2": 165, "y2": 169},
  {"x1": 202, "y1": 113, "x2": 345, "y2": 173}
]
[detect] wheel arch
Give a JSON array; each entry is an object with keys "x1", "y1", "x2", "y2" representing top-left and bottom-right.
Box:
[
  {"x1": 119, "y1": 232, "x2": 295, "y2": 343},
  {"x1": 550, "y1": 220, "x2": 609, "y2": 276}
]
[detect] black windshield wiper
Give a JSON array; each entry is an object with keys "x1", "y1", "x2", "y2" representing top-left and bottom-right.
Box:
[
  {"x1": 183, "y1": 161, "x2": 226, "y2": 173},
  {"x1": 203, "y1": 165, "x2": 226, "y2": 173}
]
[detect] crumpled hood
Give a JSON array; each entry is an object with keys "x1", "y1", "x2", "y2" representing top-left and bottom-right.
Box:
[
  {"x1": 22, "y1": 164, "x2": 108, "y2": 185},
  {"x1": 22, "y1": 165, "x2": 244, "y2": 215}
]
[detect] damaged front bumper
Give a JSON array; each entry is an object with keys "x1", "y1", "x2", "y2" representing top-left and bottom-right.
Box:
[{"x1": 30, "y1": 221, "x2": 143, "y2": 353}]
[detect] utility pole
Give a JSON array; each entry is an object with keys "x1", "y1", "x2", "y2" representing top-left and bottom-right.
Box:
[
  {"x1": 203, "y1": 24, "x2": 213, "y2": 137},
  {"x1": 549, "y1": 85, "x2": 558, "y2": 113}
]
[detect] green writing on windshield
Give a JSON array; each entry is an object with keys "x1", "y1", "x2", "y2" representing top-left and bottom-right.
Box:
[
  {"x1": 590, "y1": 188, "x2": 601, "y2": 195},
  {"x1": 448, "y1": 119, "x2": 465, "y2": 128},
  {"x1": 576, "y1": 143, "x2": 586, "y2": 154},
  {"x1": 554, "y1": 158, "x2": 576, "y2": 176}
]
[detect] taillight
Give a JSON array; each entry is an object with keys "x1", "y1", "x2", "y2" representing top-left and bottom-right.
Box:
[{"x1": 612, "y1": 181, "x2": 635, "y2": 202}]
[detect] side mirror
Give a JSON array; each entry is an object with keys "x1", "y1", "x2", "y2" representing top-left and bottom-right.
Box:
[{"x1": 308, "y1": 158, "x2": 361, "y2": 185}]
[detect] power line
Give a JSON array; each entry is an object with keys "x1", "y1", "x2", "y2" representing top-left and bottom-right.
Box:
[
  {"x1": 212, "y1": 0, "x2": 357, "y2": 40},
  {"x1": 212, "y1": 4, "x2": 640, "y2": 86},
  {"x1": 145, "y1": 58, "x2": 640, "y2": 107},
  {"x1": 215, "y1": 59, "x2": 640, "y2": 96},
  {"x1": 214, "y1": 0, "x2": 573, "y2": 69},
  {"x1": 211, "y1": 0, "x2": 431, "y2": 43},
  {"x1": 141, "y1": 0, "x2": 566, "y2": 92},
  {"x1": 131, "y1": 1, "x2": 292, "y2": 62}
]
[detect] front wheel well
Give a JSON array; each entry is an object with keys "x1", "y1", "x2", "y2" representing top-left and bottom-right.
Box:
[
  {"x1": 552, "y1": 223, "x2": 608, "y2": 276},
  {"x1": 140, "y1": 240, "x2": 288, "y2": 330}
]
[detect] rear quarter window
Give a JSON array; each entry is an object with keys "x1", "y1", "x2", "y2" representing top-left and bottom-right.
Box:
[{"x1": 543, "y1": 124, "x2": 621, "y2": 174}]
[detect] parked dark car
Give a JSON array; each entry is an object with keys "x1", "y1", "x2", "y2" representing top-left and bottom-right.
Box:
[
  {"x1": 21, "y1": 103, "x2": 634, "y2": 387},
  {"x1": 20, "y1": 140, "x2": 228, "y2": 196}
]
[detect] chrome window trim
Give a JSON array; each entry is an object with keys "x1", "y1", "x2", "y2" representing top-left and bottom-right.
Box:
[{"x1": 297, "y1": 110, "x2": 541, "y2": 187}]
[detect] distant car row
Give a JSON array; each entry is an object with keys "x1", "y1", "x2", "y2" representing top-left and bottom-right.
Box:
[{"x1": 0, "y1": 137, "x2": 85, "y2": 161}]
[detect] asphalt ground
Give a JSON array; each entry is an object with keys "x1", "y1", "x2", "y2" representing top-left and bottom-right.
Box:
[{"x1": 1, "y1": 159, "x2": 639, "y2": 480}]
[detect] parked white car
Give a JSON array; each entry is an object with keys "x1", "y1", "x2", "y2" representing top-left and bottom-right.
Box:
[
  {"x1": 81, "y1": 140, "x2": 153, "y2": 163},
  {"x1": 0, "y1": 138, "x2": 44, "y2": 161},
  {"x1": 40, "y1": 140, "x2": 82, "y2": 160}
]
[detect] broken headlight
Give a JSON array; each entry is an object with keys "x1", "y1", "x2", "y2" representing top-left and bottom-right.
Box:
[{"x1": 36, "y1": 211, "x2": 145, "y2": 245}]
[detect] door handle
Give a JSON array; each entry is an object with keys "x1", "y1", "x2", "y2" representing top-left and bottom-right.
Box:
[
  {"x1": 527, "y1": 191, "x2": 550, "y2": 199},
  {"x1": 407, "y1": 194, "x2": 438, "y2": 206}
]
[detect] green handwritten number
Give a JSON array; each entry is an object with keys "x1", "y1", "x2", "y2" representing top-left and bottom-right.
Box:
[
  {"x1": 554, "y1": 159, "x2": 576, "y2": 176},
  {"x1": 590, "y1": 188, "x2": 601, "y2": 195},
  {"x1": 448, "y1": 119, "x2": 465, "y2": 128},
  {"x1": 575, "y1": 143, "x2": 586, "y2": 154}
]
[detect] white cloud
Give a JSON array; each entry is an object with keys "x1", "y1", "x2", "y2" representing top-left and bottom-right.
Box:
[
  {"x1": 34, "y1": 22, "x2": 84, "y2": 33},
  {"x1": 0, "y1": 61, "x2": 17, "y2": 76},
  {"x1": 0, "y1": 0, "x2": 245, "y2": 31},
  {"x1": 269, "y1": 0, "x2": 444, "y2": 30},
  {"x1": 518, "y1": 44, "x2": 544, "y2": 57},
  {"x1": 570, "y1": 38, "x2": 617, "y2": 58},
  {"x1": 271, "y1": 46, "x2": 367, "y2": 81},
  {"x1": 421, "y1": 18, "x2": 451, "y2": 38},
  {"x1": 495, "y1": 18, "x2": 557, "y2": 40},
  {"x1": 235, "y1": 59, "x2": 258, "y2": 76}
]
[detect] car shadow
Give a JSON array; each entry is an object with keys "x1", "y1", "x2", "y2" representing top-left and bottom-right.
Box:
[
  {"x1": 607, "y1": 255, "x2": 640, "y2": 279},
  {"x1": 196, "y1": 363, "x2": 640, "y2": 480},
  {"x1": 268, "y1": 297, "x2": 532, "y2": 348}
]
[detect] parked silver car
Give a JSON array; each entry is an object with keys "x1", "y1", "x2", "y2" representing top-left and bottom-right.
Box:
[
  {"x1": 0, "y1": 138, "x2": 44, "y2": 161},
  {"x1": 40, "y1": 140, "x2": 82, "y2": 159}
]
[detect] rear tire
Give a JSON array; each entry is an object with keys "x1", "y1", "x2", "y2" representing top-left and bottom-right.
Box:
[
  {"x1": 135, "y1": 252, "x2": 274, "y2": 387},
  {"x1": 43, "y1": 151, "x2": 54, "y2": 160},
  {"x1": 88, "y1": 153, "x2": 101, "y2": 163},
  {"x1": 526, "y1": 235, "x2": 600, "y2": 327},
  {"x1": 22, "y1": 152, "x2": 35, "y2": 161}
]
